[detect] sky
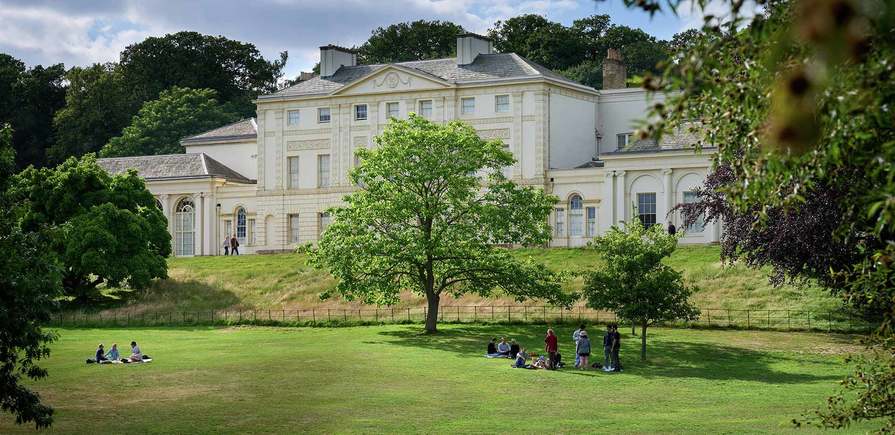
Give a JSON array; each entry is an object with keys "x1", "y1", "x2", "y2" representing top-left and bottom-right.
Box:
[{"x1": 0, "y1": 0, "x2": 717, "y2": 80}]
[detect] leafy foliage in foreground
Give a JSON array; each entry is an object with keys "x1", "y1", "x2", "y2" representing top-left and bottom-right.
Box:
[
  {"x1": 0, "y1": 125, "x2": 62, "y2": 428},
  {"x1": 309, "y1": 114, "x2": 570, "y2": 332},
  {"x1": 583, "y1": 218, "x2": 699, "y2": 360},
  {"x1": 632, "y1": 0, "x2": 895, "y2": 430}
]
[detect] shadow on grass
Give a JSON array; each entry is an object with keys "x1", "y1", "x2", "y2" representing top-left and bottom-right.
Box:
[
  {"x1": 59, "y1": 279, "x2": 244, "y2": 316},
  {"x1": 377, "y1": 325, "x2": 843, "y2": 384}
]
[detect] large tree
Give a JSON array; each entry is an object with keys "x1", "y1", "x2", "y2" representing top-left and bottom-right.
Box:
[
  {"x1": 100, "y1": 87, "x2": 238, "y2": 157},
  {"x1": 119, "y1": 31, "x2": 287, "y2": 118},
  {"x1": 489, "y1": 14, "x2": 588, "y2": 71},
  {"x1": 309, "y1": 114, "x2": 570, "y2": 333},
  {"x1": 357, "y1": 20, "x2": 464, "y2": 64},
  {"x1": 0, "y1": 54, "x2": 66, "y2": 169},
  {"x1": 0, "y1": 125, "x2": 62, "y2": 428},
  {"x1": 49, "y1": 63, "x2": 135, "y2": 163},
  {"x1": 583, "y1": 218, "x2": 699, "y2": 360},
  {"x1": 633, "y1": 0, "x2": 894, "y2": 429},
  {"x1": 13, "y1": 155, "x2": 170, "y2": 302}
]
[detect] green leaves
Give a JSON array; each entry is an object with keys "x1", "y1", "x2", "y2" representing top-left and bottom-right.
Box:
[{"x1": 309, "y1": 114, "x2": 565, "y2": 331}]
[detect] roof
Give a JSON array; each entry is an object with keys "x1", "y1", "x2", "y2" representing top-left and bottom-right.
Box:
[
  {"x1": 262, "y1": 53, "x2": 591, "y2": 99},
  {"x1": 181, "y1": 118, "x2": 257, "y2": 145},
  {"x1": 603, "y1": 125, "x2": 710, "y2": 155},
  {"x1": 97, "y1": 153, "x2": 254, "y2": 184}
]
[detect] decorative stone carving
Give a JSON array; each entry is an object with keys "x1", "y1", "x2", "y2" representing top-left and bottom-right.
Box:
[
  {"x1": 287, "y1": 139, "x2": 330, "y2": 151},
  {"x1": 375, "y1": 72, "x2": 411, "y2": 89},
  {"x1": 476, "y1": 128, "x2": 511, "y2": 140}
]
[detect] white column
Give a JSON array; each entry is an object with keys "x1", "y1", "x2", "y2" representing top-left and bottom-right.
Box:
[
  {"x1": 601, "y1": 171, "x2": 615, "y2": 232},
  {"x1": 197, "y1": 193, "x2": 205, "y2": 256},
  {"x1": 662, "y1": 168, "x2": 673, "y2": 226},
  {"x1": 615, "y1": 170, "x2": 626, "y2": 225}
]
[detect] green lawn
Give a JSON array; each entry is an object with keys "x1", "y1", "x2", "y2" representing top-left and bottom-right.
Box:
[
  {"x1": 94, "y1": 246, "x2": 845, "y2": 316},
  {"x1": 2, "y1": 325, "x2": 877, "y2": 433}
]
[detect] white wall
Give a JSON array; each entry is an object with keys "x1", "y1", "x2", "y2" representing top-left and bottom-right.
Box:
[
  {"x1": 598, "y1": 89, "x2": 665, "y2": 154},
  {"x1": 183, "y1": 141, "x2": 257, "y2": 180},
  {"x1": 549, "y1": 92, "x2": 596, "y2": 169}
]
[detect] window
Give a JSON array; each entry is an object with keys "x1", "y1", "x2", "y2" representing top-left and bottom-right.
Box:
[
  {"x1": 554, "y1": 208, "x2": 566, "y2": 237},
  {"x1": 637, "y1": 192, "x2": 657, "y2": 227},
  {"x1": 495, "y1": 94, "x2": 510, "y2": 113},
  {"x1": 354, "y1": 104, "x2": 367, "y2": 121},
  {"x1": 386, "y1": 102, "x2": 399, "y2": 119},
  {"x1": 289, "y1": 214, "x2": 300, "y2": 243},
  {"x1": 288, "y1": 156, "x2": 300, "y2": 189},
  {"x1": 461, "y1": 97, "x2": 475, "y2": 115},
  {"x1": 248, "y1": 219, "x2": 256, "y2": 245},
  {"x1": 586, "y1": 206, "x2": 597, "y2": 237},
  {"x1": 236, "y1": 208, "x2": 247, "y2": 245},
  {"x1": 682, "y1": 191, "x2": 705, "y2": 233},
  {"x1": 418, "y1": 100, "x2": 432, "y2": 118},
  {"x1": 319, "y1": 212, "x2": 331, "y2": 237},
  {"x1": 317, "y1": 154, "x2": 330, "y2": 188},
  {"x1": 174, "y1": 198, "x2": 195, "y2": 256},
  {"x1": 287, "y1": 110, "x2": 300, "y2": 126},
  {"x1": 569, "y1": 195, "x2": 584, "y2": 237},
  {"x1": 617, "y1": 133, "x2": 633, "y2": 149},
  {"x1": 317, "y1": 107, "x2": 331, "y2": 123},
  {"x1": 155, "y1": 198, "x2": 163, "y2": 210}
]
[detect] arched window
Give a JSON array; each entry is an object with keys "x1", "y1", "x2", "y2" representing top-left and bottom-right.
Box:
[
  {"x1": 569, "y1": 194, "x2": 584, "y2": 237},
  {"x1": 174, "y1": 198, "x2": 195, "y2": 256},
  {"x1": 236, "y1": 207, "x2": 247, "y2": 244}
]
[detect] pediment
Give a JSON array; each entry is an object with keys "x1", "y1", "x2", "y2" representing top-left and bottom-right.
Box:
[{"x1": 331, "y1": 65, "x2": 453, "y2": 96}]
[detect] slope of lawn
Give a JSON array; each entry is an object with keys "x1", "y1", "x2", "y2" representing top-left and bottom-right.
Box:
[
  {"x1": 93, "y1": 245, "x2": 845, "y2": 316},
  {"x1": 1, "y1": 325, "x2": 875, "y2": 434}
]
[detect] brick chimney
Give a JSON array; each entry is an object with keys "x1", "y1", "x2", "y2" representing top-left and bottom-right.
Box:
[
  {"x1": 319, "y1": 45, "x2": 357, "y2": 78},
  {"x1": 602, "y1": 48, "x2": 627, "y2": 89},
  {"x1": 456, "y1": 33, "x2": 493, "y2": 65}
]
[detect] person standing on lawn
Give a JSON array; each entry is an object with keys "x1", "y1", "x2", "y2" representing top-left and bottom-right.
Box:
[
  {"x1": 572, "y1": 324, "x2": 585, "y2": 368},
  {"x1": 544, "y1": 328, "x2": 558, "y2": 369},
  {"x1": 576, "y1": 330, "x2": 591, "y2": 370},
  {"x1": 610, "y1": 325, "x2": 622, "y2": 372},
  {"x1": 603, "y1": 324, "x2": 613, "y2": 371}
]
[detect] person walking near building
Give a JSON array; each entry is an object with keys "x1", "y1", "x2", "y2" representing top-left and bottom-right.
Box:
[
  {"x1": 223, "y1": 236, "x2": 230, "y2": 255},
  {"x1": 230, "y1": 234, "x2": 240, "y2": 255},
  {"x1": 572, "y1": 324, "x2": 585, "y2": 368},
  {"x1": 544, "y1": 328, "x2": 558, "y2": 369}
]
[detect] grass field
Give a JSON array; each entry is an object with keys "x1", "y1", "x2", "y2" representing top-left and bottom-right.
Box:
[
  {"x1": 2, "y1": 325, "x2": 877, "y2": 434},
  {"x1": 94, "y1": 245, "x2": 846, "y2": 316}
]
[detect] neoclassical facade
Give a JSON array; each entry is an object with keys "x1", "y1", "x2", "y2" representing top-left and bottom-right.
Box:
[{"x1": 98, "y1": 34, "x2": 718, "y2": 256}]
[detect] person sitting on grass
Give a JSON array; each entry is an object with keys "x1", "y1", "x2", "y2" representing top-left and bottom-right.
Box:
[
  {"x1": 576, "y1": 331, "x2": 591, "y2": 371},
  {"x1": 128, "y1": 341, "x2": 143, "y2": 362},
  {"x1": 532, "y1": 355, "x2": 549, "y2": 369},
  {"x1": 487, "y1": 338, "x2": 497, "y2": 354},
  {"x1": 95, "y1": 344, "x2": 108, "y2": 364},
  {"x1": 509, "y1": 339, "x2": 521, "y2": 359},
  {"x1": 513, "y1": 351, "x2": 529, "y2": 368},
  {"x1": 106, "y1": 343, "x2": 120, "y2": 362},
  {"x1": 496, "y1": 337, "x2": 511, "y2": 357}
]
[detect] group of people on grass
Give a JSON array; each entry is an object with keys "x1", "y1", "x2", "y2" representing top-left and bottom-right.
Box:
[
  {"x1": 222, "y1": 234, "x2": 240, "y2": 255},
  {"x1": 485, "y1": 324, "x2": 622, "y2": 372},
  {"x1": 90, "y1": 341, "x2": 148, "y2": 364}
]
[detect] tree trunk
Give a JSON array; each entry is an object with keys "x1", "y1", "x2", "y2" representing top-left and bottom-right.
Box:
[
  {"x1": 640, "y1": 321, "x2": 648, "y2": 361},
  {"x1": 425, "y1": 293, "x2": 440, "y2": 333},
  {"x1": 631, "y1": 323, "x2": 636, "y2": 336}
]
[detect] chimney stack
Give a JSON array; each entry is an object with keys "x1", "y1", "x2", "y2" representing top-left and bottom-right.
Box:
[
  {"x1": 319, "y1": 45, "x2": 357, "y2": 78},
  {"x1": 602, "y1": 48, "x2": 627, "y2": 90},
  {"x1": 456, "y1": 33, "x2": 493, "y2": 65}
]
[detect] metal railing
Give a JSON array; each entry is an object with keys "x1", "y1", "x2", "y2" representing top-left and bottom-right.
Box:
[{"x1": 48, "y1": 305, "x2": 878, "y2": 333}]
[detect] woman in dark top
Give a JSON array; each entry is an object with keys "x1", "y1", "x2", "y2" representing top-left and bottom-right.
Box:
[
  {"x1": 95, "y1": 344, "x2": 107, "y2": 363},
  {"x1": 487, "y1": 338, "x2": 498, "y2": 355},
  {"x1": 509, "y1": 340, "x2": 521, "y2": 359}
]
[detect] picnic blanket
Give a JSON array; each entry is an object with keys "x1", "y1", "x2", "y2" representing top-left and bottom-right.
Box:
[{"x1": 87, "y1": 356, "x2": 153, "y2": 364}]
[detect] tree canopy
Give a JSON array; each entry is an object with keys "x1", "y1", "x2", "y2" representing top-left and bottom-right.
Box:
[
  {"x1": 12, "y1": 155, "x2": 170, "y2": 302},
  {"x1": 0, "y1": 124, "x2": 62, "y2": 428},
  {"x1": 357, "y1": 20, "x2": 465, "y2": 64},
  {"x1": 100, "y1": 87, "x2": 238, "y2": 157},
  {"x1": 635, "y1": 0, "x2": 895, "y2": 429},
  {"x1": 309, "y1": 114, "x2": 571, "y2": 333},
  {"x1": 0, "y1": 54, "x2": 66, "y2": 169},
  {"x1": 582, "y1": 218, "x2": 699, "y2": 360}
]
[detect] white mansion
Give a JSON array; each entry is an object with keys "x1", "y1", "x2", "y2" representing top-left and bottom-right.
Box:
[{"x1": 98, "y1": 34, "x2": 718, "y2": 257}]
